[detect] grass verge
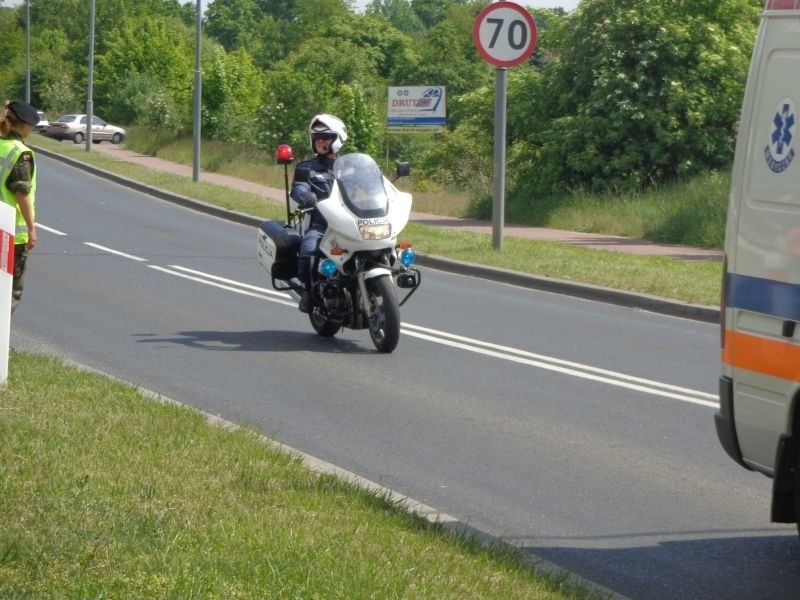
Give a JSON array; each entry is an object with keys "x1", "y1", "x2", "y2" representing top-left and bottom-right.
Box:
[
  {"x1": 0, "y1": 352, "x2": 602, "y2": 599},
  {"x1": 32, "y1": 135, "x2": 722, "y2": 306}
]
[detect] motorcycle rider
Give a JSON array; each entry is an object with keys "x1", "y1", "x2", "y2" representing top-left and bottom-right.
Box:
[{"x1": 290, "y1": 114, "x2": 348, "y2": 313}]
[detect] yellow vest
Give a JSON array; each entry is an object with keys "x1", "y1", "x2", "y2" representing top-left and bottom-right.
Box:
[{"x1": 0, "y1": 137, "x2": 36, "y2": 245}]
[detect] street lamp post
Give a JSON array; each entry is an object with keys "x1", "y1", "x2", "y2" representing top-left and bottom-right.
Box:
[
  {"x1": 24, "y1": 0, "x2": 30, "y2": 103},
  {"x1": 193, "y1": 0, "x2": 202, "y2": 182},
  {"x1": 85, "y1": 0, "x2": 95, "y2": 152}
]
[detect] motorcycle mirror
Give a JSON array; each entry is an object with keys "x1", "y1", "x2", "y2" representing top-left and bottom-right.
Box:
[
  {"x1": 394, "y1": 162, "x2": 411, "y2": 180},
  {"x1": 276, "y1": 144, "x2": 294, "y2": 165}
]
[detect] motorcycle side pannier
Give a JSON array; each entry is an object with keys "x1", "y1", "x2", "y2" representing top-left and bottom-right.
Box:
[{"x1": 257, "y1": 220, "x2": 300, "y2": 280}]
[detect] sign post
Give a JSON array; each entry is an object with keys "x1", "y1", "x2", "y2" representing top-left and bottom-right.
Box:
[
  {"x1": 0, "y1": 201, "x2": 15, "y2": 385},
  {"x1": 473, "y1": 2, "x2": 537, "y2": 250}
]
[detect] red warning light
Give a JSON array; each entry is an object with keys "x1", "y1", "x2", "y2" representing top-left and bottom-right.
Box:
[{"x1": 276, "y1": 144, "x2": 294, "y2": 165}]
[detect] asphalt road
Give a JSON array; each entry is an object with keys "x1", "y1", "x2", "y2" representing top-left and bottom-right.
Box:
[{"x1": 12, "y1": 155, "x2": 800, "y2": 599}]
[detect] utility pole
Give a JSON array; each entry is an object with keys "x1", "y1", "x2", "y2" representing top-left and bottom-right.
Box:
[
  {"x1": 24, "y1": 0, "x2": 30, "y2": 103},
  {"x1": 193, "y1": 0, "x2": 202, "y2": 182},
  {"x1": 85, "y1": 0, "x2": 95, "y2": 153}
]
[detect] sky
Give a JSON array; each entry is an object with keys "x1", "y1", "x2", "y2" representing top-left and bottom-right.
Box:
[
  {"x1": 199, "y1": 1, "x2": 581, "y2": 15},
  {"x1": 5, "y1": 0, "x2": 581, "y2": 15},
  {"x1": 196, "y1": 0, "x2": 582, "y2": 15},
  {"x1": 330, "y1": 0, "x2": 581, "y2": 13}
]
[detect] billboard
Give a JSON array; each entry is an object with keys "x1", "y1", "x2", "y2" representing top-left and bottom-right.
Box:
[{"x1": 387, "y1": 86, "x2": 446, "y2": 132}]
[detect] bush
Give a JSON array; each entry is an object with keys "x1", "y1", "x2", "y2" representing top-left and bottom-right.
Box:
[{"x1": 508, "y1": 0, "x2": 760, "y2": 199}]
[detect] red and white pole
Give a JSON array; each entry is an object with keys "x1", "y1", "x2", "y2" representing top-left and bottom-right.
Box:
[{"x1": 0, "y1": 202, "x2": 15, "y2": 384}]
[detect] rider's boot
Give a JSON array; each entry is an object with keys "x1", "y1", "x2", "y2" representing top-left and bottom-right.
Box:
[{"x1": 298, "y1": 257, "x2": 313, "y2": 314}]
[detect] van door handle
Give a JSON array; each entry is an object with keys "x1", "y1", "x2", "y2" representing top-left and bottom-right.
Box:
[{"x1": 782, "y1": 320, "x2": 795, "y2": 338}]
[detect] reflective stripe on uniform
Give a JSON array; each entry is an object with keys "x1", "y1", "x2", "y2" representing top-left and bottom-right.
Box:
[
  {"x1": 0, "y1": 145, "x2": 20, "y2": 181},
  {"x1": 0, "y1": 138, "x2": 35, "y2": 244}
]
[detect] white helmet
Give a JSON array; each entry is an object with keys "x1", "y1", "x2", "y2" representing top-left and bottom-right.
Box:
[{"x1": 309, "y1": 113, "x2": 347, "y2": 154}]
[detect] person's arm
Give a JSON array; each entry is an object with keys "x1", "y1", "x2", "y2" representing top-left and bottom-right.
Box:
[
  {"x1": 14, "y1": 190, "x2": 36, "y2": 250},
  {"x1": 7, "y1": 152, "x2": 36, "y2": 250}
]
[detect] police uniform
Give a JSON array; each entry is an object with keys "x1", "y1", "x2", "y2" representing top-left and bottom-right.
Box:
[
  {"x1": 290, "y1": 154, "x2": 336, "y2": 293},
  {"x1": 0, "y1": 101, "x2": 39, "y2": 313}
]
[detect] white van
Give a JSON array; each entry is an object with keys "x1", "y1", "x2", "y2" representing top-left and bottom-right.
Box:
[{"x1": 716, "y1": 0, "x2": 800, "y2": 532}]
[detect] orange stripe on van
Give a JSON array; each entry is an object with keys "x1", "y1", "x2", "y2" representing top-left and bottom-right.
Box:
[{"x1": 722, "y1": 330, "x2": 800, "y2": 381}]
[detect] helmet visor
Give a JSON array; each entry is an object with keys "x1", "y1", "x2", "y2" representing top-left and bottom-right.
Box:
[{"x1": 311, "y1": 132, "x2": 337, "y2": 142}]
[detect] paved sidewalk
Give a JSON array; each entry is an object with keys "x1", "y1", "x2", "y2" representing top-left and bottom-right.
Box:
[{"x1": 84, "y1": 143, "x2": 723, "y2": 262}]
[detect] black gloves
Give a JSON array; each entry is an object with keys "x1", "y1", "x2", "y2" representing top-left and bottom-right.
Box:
[{"x1": 298, "y1": 191, "x2": 318, "y2": 209}]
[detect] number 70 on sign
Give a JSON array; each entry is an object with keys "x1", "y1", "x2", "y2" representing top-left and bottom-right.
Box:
[{"x1": 472, "y1": 1, "x2": 538, "y2": 68}]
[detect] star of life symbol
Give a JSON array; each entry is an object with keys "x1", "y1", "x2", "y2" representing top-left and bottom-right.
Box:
[{"x1": 765, "y1": 97, "x2": 796, "y2": 173}]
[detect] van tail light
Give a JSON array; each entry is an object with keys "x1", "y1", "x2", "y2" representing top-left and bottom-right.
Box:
[{"x1": 720, "y1": 253, "x2": 728, "y2": 349}]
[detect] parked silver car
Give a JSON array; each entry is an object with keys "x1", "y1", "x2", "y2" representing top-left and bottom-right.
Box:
[
  {"x1": 46, "y1": 114, "x2": 127, "y2": 144},
  {"x1": 34, "y1": 111, "x2": 49, "y2": 133}
]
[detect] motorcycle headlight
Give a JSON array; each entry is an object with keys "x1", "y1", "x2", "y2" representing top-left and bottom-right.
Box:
[
  {"x1": 359, "y1": 223, "x2": 391, "y2": 240},
  {"x1": 318, "y1": 259, "x2": 338, "y2": 277}
]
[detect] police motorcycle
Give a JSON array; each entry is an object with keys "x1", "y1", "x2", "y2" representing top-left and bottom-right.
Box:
[{"x1": 257, "y1": 147, "x2": 421, "y2": 353}]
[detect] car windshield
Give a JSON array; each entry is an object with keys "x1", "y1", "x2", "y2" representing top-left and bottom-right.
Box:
[
  {"x1": 333, "y1": 153, "x2": 389, "y2": 218},
  {"x1": 57, "y1": 115, "x2": 76, "y2": 123}
]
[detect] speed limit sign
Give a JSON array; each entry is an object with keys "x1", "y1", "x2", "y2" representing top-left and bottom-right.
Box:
[{"x1": 472, "y1": 1, "x2": 537, "y2": 68}]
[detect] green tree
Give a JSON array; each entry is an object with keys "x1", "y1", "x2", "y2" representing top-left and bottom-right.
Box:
[
  {"x1": 510, "y1": 0, "x2": 762, "y2": 197},
  {"x1": 94, "y1": 16, "x2": 195, "y2": 125},
  {"x1": 366, "y1": 0, "x2": 424, "y2": 35},
  {"x1": 204, "y1": 0, "x2": 259, "y2": 50},
  {"x1": 330, "y1": 83, "x2": 380, "y2": 155},
  {"x1": 392, "y1": 1, "x2": 492, "y2": 122},
  {"x1": 418, "y1": 89, "x2": 494, "y2": 193},
  {"x1": 410, "y1": 0, "x2": 468, "y2": 29},
  {"x1": 0, "y1": 6, "x2": 26, "y2": 100},
  {"x1": 202, "y1": 47, "x2": 266, "y2": 144},
  {"x1": 260, "y1": 66, "x2": 337, "y2": 152},
  {"x1": 327, "y1": 13, "x2": 418, "y2": 80}
]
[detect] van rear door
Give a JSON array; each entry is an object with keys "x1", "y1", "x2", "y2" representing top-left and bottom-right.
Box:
[{"x1": 721, "y1": 0, "x2": 800, "y2": 474}]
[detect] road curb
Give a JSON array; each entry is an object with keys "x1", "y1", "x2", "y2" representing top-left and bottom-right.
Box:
[
  {"x1": 36, "y1": 145, "x2": 720, "y2": 324},
  {"x1": 416, "y1": 254, "x2": 720, "y2": 324}
]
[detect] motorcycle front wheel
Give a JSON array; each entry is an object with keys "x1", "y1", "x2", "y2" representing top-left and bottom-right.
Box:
[
  {"x1": 309, "y1": 308, "x2": 341, "y2": 338},
  {"x1": 366, "y1": 276, "x2": 401, "y2": 353}
]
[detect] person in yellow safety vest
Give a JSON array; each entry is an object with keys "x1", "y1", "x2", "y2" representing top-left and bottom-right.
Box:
[{"x1": 0, "y1": 100, "x2": 39, "y2": 314}]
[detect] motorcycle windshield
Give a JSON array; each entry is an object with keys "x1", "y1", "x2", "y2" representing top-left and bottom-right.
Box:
[{"x1": 334, "y1": 153, "x2": 390, "y2": 218}]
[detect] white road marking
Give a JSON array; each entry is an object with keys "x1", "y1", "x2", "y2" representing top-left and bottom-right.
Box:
[
  {"x1": 37, "y1": 224, "x2": 67, "y2": 236},
  {"x1": 168, "y1": 265, "x2": 292, "y2": 300},
  {"x1": 155, "y1": 264, "x2": 718, "y2": 409},
  {"x1": 147, "y1": 265, "x2": 296, "y2": 307},
  {"x1": 402, "y1": 323, "x2": 718, "y2": 404},
  {"x1": 84, "y1": 242, "x2": 148, "y2": 262},
  {"x1": 401, "y1": 327, "x2": 717, "y2": 408},
  {"x1": 42, "y1": 226, "x2": 717, "y2": 410}
]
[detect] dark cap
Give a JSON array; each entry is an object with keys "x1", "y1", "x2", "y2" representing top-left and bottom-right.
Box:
[{"x1": 7, "y1": 100, "x2": 39, "y2": 126}]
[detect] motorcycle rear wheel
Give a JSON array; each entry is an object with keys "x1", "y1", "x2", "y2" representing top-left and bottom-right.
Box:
[{"x1": 366, "y1": 276, "x2": 401, "y2": 353}]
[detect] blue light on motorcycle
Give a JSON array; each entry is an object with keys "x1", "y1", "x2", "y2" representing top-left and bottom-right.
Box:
[
  {"x1": 400, "y1": 248, "x2": 416, "y2": 266},
  {"x1": 318, "y1": 259, "x2": 338, "y2": 277}
]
